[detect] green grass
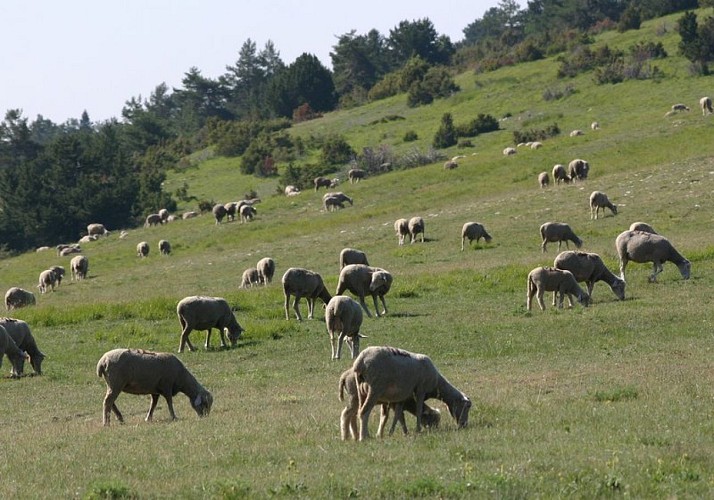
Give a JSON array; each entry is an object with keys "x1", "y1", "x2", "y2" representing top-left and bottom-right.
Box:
[{"x1": 3, "y1": 10, "x2": 714, "y2": 498}]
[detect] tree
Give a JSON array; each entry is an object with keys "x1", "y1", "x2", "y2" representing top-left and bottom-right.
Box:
[
  {"x1": 678, "y1": 11, "x2": 714, "y2": 73},
  {"x1": 266, "y1": 53, "x2": 337, "y2": 118},
  {"x1": 172, "y1": 67, "x2": 232, "y2": 133},
  {"x1": 388, "y1": 18, "x2": 454, "y2": 66},
  {"x1": 433, "y1": 113, "x2": 457, "y2": 148},
  {"x1": 331, "y1": 29, "x2": 389, "y2": 96}
]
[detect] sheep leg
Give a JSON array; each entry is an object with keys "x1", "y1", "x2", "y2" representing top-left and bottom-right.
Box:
[
  {"x1": 164, "y1": 395, "x2": 177, "y2": 420},
  {"x1": 357, "y1": 295, "x2": 373, "y2": 318},
  {"x1": 619, "y1": 259, "x2": 628, "y2": 281},
  {"x1": 103, "y1": 390, "x2": 122, "y2": 426},
  {"x1": 358, "y1": 388, "x2": 379, "y2": 441},
  {"x1": 178, "y1": 327, "x2": 195, "y2": 353},
  {"x1": 552, "y1": 291, "x2": 557, "y2": 307},
  {"x1": 340, "y1": 406, "x2": 357, "y2": 440},
  {"x1": 204, "y1": 328, "x2": 213, "y2": 350},
  {"x1": 334, "y1": 332, "x2": 344, "y2": 360},
  {"x1": 414, "y1": 393, "x2": 425, "y2": 433},
  {"x1": 378, "y1": 295, "x2": 388, "y2": 316},
  {"x1": 292, "y1": 295, "x2": 303, "y2": 321},
  {"x1": 146, "y1": 394, "x2": 160, "y2": 421},
  {"x1": 283, "y1": 293, "x2": 291, "y2": 320},
  {"x1": 649, "y1": 262, "x2": 662, "y2": 283},
  {"x1": 536, "y1": 290, "x2": 547, "y2": 311},
  {"x1": 389, "y1": 403, "x2": 408, "y2": 436},
  {"x1": 371, "y1": 294, "x2": 382, "y2": 317},
  {"x1": 541, "y1": 240, "x2": 547, "y2": 252},
  {"x1": 376, "y1": 404, "x2": 389, "y2": 438}
]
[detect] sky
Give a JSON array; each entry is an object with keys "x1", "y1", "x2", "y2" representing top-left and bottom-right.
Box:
[{"x1": 1, "y1": 0, "x2": 518, "y2": 125}]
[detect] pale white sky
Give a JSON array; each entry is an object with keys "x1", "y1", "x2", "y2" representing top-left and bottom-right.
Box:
[{"x1": 1, "y1": 1, "x2": 517, "y2": 124}]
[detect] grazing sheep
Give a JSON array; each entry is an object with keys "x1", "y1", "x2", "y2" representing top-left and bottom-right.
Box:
[
  {"x1": 323, "y1": 191, "x2": 353, "y2": 206},
  {"x1": 615, "y1": 230, "x2": 691, "y2": 283},
  {"x1": 554, "y1": 251, "x2": 625, "y2": 303},
  {"x1": 212, "y1": 204, "x2": 227, "y2": 224},
  {"x1": 335, "y1": 264, "x2": 392, "y2": 318},
  {"x1": 49, "y1": 266, "x2": 65, "y2": 287},
  {"x1": 569, "y1": 130, "x2": 584, "y2": 137},
  {"x1": 256, "y1": 257, "x2": 276, "y2": 285},
  {"x1": 443, "y1": 160, "x2": 458, "y2": 170},
  {"x1": 348, "y1": 168, "x2": 366, "y2": 183},
  {"x1": 323, "y1": 195, "x2": 346, "y2": 211},
  {"x1": 408, "y1": 216, "x2": 425, "y2": 243},
  {"x1": 325, "y1": 296, "x2": 365, "y2": 360},
  {"x1": 314, "y1": 176, "x2": 332, "y2": 191},
  {"x1": 339, "y1": 248, "x2": 369, "y2": 271},
  {"x1": 4, "y1": 287, "x2": 36, "y2": 310},
  {"x1": 223, "y1": 202, "x2": 238, "y2": 222},
  {"x1": 158, "y1": 208, "x2": 169, "y2": 222},
  {"x1": 589, "y1": 191, "x2": 618, "y2": 219},
  {"x1": 461, "y1": 222, "x2": 493, "y2": 251},
  {"x1": 0, "y1": 318, "x2": 44, "y2": 375},
  {"x1": 240, "y1": 204, "x2": 257, "y2": 223},
  {"x1": 671, "y1": 103, "x2": 690, "y2": 112},
  {"x1": 158, "y1": 239, "x2": 171, "y2": 256},
  {"x1": 591, "y1": 121, "x2": 600, "y2": 130},
  {"x1": 503, "y1": 147, "x2": 517, "y2": 156},
  {"x1": 352, "y1": 346, "x2": 471, "y2": 440},
  {"x1": 530, "y1": 141, "x2": 543, "y2": 149},
  {"x1": 568, "y1": 159, "x2": 589, "y2": 181},
  {"x1": 700, "y1": 96, "x2": 713, "y2": 116},
  {"x1": 37, "y1": 269, "x2": 58, "y2": 294},
  {"x1": 96, "y1": 348, "x2": 213, "y2": 426},
  {"x1": 538, "y1": 171, "x2": 550, "y2": 188},
  {"x1": 137, "y1": 241, "x2": 149, "y2": 258},
  {"x1": 394, "y1": 218, "x2": 410, "y2": 246},
  {"x1": 338, "y1": 366, "x2": 441, "y2": 440},
  {"x1": 144, "y1": 213, "x2": 162, "y2": 227},
  {"x1": 526, "y1": 266, "x2": 590, "y2": 311},
  {"x1": 87, "y1": 223, "x2": 109, "y2": 237},
  {"x1": 176, "y1": 296, "x2": 244, "y2": 353},
  {"x1": 240, "y1": 268, "x2": 260, "y2": 288},
  {"x1": 70, "y1": 255, "x2": 89, "y2": 281},
  {"x1": 552, "y1": 164, "x2": 570, "y2": 185},
  {"x1": 281, "y1": 268, "x2": 332, "y2": 321},
  {"x1": 629, "y1": 221, "x2": 657, "y2": 234},
  {"x1": 0, "y1": 324, "x2": 28, "y2": 378},
  {"x1": 182, "y1": 211, "x2": 198, "y2": 220},
  {"x1": 284, "y1": 185, "x2": 301, "y2": 196},
  {"x1": 540, "y1": 222, "x2": 583, "y2": 252}
]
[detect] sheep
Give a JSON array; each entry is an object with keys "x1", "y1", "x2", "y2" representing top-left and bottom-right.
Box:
[
  {"x1": 314, "y1": 176, "x2": 332, "y2": 191},
  {"x1": 629, "y1": 221, "x2": 657, "y2": 234},
  {"x1": 323, "y1": 191, "x2": 353, "y2": 206},
  {"x1": 158, "y1": 208, "x2": 169, "y2": 222},
  {"x1": 589, "y1": 191, "x2": 618, "y2": 219},
  {"x1": 0, "y1": 324, "x2": 28, "y2": 378},
  {"x1": 37, "y1": 269, "x2": 58, "y2": 294},
  {"x1": 394, "y1": 218, "x2": 410, "y2": 246},
  {"x1": 348, "y1": 168, "x2": 366, "y2": 183},
  {"x1": 338, "y1": 366, "x2": 441, "y2": 440},
  {"x1": 212, "y1": 204, "x2": 227, "y2": 224},
  {"x1": 0, "y1": 318, "x2": 44, "y2": 375},
  {"x1": 540, "y1": 222, "x2": 583, "y2": 252},
  {"x1": 671, "y1": 103, "x2": 690, "y2": 112},
  {"x1": 335, "y1": 264, "x2": 392, "y2": 318},
  {"x1": 569, "y1": 130, "x2": 584, "y2": 137},
  {"x1": 56, "y1": 243, "x2": 80, "y2": 256},
  {"x1": 554, "y1": 251, "x2": 626, "y2": 304},
  {"x1": 284, "y1": 185, "x2": 301, "y2": 196},
  {"x1": 526, "y1": 266, "x2": 590, "y2": 311},
  {"x1": 552, "y1": 164, "x2": 570, "y2": 185},
  {"x1": 119, "y1": 230, "x2": 129, "y2": 239},
  {"x1": 87, "y1": 223, "x2": 109, "y2": 237},
  {"x1": 591, "y1": 121, "x2": 600, "y2": 130},
  {"x1": 700, "y1": 96, "x2": 713, "y2": 116},
  {"x1": 240, "y1": 268, "x2": 260, "y2": 288},
  {"x1": 96, "y1": 348, "x2": 213, "y2": 426},
  {"x1": 568, "y1": 159, "x2": 589, "y2": 181},
  {"x1": 324, "y1": 195, "x2": 346, "y2": 211},
  {"x1": 59, "y1": 246, "x2": 81, "y2": 257},
  {"x1": 240, "y1": 204, "x2": 257, "y2": 223},
  {"x1": 182, "y1": 211, "x2": 198, "y2": 220},
  {"x1": 144, "y1": 213, "x2": 162, "y2": 227},
  {"x1": 49, "y1": 266, "x2": 65, "y2": 287},
  {"x1": 176, "y1": 296, "x2": 244, "y2": 353},
  {"x1": 325, "y1": 296, "x2": 365, "y2": 360},
  {"x1": 224, "y1": 202, "x2": 238, "y2": 222},
  {"x1": 530, "y1": 141, "x2": 543, "y2": 149},
  {"x1": 4, "y1": 287, "x2": 36, "y2": 310},
  {"x1": 443, "y1": 160, "x2": 458, "y2": 170},
  {"x1": 70, "y1": 255, "x2": 89, "y2": 281},
  {"x1": 352, "y1": 346, "x2": 471, "y2": 440},
  {"x1": 256, "y1": 257, "x2": 275, "y2": 285},
  {"x1": 461, "y1": 222, "x2": 493, "y2": 251},
  {"x1": 408, "y1": 216, "x2": 425, "y2": 243},
  {"x1": 36, "y1": 246, "x2": 50, "y2": 252},
  {"x1": 136, "y1": 241, "x2": 149, "y2": 258},
  {"x1": 281, "y1": 268, "x2": 332, "y2": 321},
  {"x1": 615, "y1": 230, "x2": 691, "y2": 283},
  {"x1": 339, "y1": 248, "x2": 369, "y2": 271},
  {"x1": 503, "y1": 147, "x2": 517, "y2": 156},
  {"x1": 538, "y1": 171, "x2": 550, "y2": 188},
  {"x1": 158, "y1": 239, "x2": 171, "y2": 256},
  {"x1": 79, "y1": 235, "x2": 98, "y2": 244}
]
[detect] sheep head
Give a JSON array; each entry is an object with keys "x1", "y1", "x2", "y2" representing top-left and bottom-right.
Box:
[{"x1": 192, "y1": 390, "x2": 213, "y2": 417}]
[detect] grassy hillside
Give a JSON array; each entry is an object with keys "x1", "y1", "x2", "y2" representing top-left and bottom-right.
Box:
[{"x1": 3, "y1": 10, "x2": 714, "y2": 498}]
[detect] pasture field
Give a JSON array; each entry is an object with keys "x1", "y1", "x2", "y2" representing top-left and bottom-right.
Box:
[{"x1": 3, "y1": 11, "x2": 714, "y2": 498}]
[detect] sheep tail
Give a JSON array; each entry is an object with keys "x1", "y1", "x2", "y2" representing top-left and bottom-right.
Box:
[{"x1": 96, "y1": 360, "x2": 106, "y2": 378}]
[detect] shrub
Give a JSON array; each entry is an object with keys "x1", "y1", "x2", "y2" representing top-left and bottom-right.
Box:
[
  {"x1": 367, "y1": 72, "x2": 402, "y2": 101},
  {"x1": 399, "y1": 146, "x2": 445, "y2": 169},
  {"x1": 455, "y1": 114, "x2": 500, "y2": 137},
  {"x1": 513, "y1": 123, "x2": 560, "y2": 144},
  {"x1": 542, "y1": 84, "x2": 576, "y2": 101},
  {"x1": 197, "y1": 200, "x2": 215, "y2": 213},
  {"x1": 320, "y1": 134, "x2": 355, "y2": 165},
  {"x1": 352, "y1": 145, "x2": 395, "y2": 175},
  {"x1": 433, "y1": 113, "x2": 457, "y2": 148},
  {"x1": 292, "y1": 103, "x2": 321, "y2": 123},
  {"x1": 403, "y1": 130, "x2": 418, "y2": 142},
  {"x1": 618, "y1": 5, "x2": 642, "y2": 33}
]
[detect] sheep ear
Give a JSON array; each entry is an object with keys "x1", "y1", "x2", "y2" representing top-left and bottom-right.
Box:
[{"x1": 194, "y1": 395, "x2": 202, "y2": 407}]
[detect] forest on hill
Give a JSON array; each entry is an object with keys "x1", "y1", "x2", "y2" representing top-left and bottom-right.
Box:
[{"x1": 0, "y1": 0, "x2": 711, "y2": 252}]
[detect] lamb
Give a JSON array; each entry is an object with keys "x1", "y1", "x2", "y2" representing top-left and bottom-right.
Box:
[
  {"x1": 176, "y1": 295, "x2": 244, "y2": 352},
  {"x1": 256, "y1": 257, "x2": 276, "y2": 285},
  {"x1": 552, "y1": 164, "x2": 570, "y2": 184},
  {"x1": 0, "y1": 324, "x2": 28, "y2": 378},
  {"x1": 394, "y1": 218, "x2": 409, "y2": 246},
  {"x1": 615, "y1": 230, "x2": 691, "y2": 283},
  {"x1": 4, "y1": 287, "x2": 36, "y2": 310},
  {"x1": 339, "y1": 248, "x2": 369, "y2": 271},
  {"x1": 568, "y1": 159, "x2": 589, "y2": 181},
  {"x1": 526, "y1": 266, "x2": 590, "y2": 311},
  {"x1": 538, "y1": 171, "x2": 549, "y2": 188},
  {"x1": 352, "y1": 346, "x2": 471, "y2": 440},
  {"x1": 144, "y1": 213, "x2": 162, "y2": 227},
  {"x1": 239, "y1": 204, "x2": 257, "y2": 223},
  {"x1": 335, "y1": 264, "x2": 392, "y2": 318},
  {"x1": 137, "y1": 241, "x2": 149, "y2": 258},
  {"x1": 212, "y1": 204, "x2": 227, "y2": 224},
  {"x1": 589, "y1": 191, "x2": 617, "y2": 219},
  {"x1": 281, "y1": 267, "x2": 332, "y2": 321},
  {"x1": 701, "y1": 96, "x2": 713, "y2": 116},
  {"x1": 314, "y1": 176, "x2": 332, "y2": 191},
  {"x1": 629, "y1": 221, "x2": 657, "y2": 234},
  {"x1": 37, "y1": 269, "x2": 58, "y2": 294},
  {"x1": 0, "y1": 318, "x2": 44, "y2": 375},
  {"x1": 240, "y1": 268, "x2": 260, "y2": 288},
  {"x1": 325, "y1": 296, "x2": 365, "y2": 360},
  {"x1": 348, "y1": 168, "x2": 366, "y2": 183},
  {"x1": 554, "y1": 251, "x2": 625, "y2": 303},
  {"x1": 96, "y1": 348, "x2": 213, "y2": 426},
  {"x1": 461, "y1": 222, "x2": 493, "y2": 251},
  {"x1": 70, "y1": 255, "x2": 89, "y2": 281},
  {"x1": 87, "y1": 223, "x2": 109, "y2": 237},
  {"x1": 158, "y1": 239, "x2": 171, "y2": 256},
  {"x1": 540, "y1": 222, "x2": 583, "y2": 252},
  {"x1": 338, "y1": 366, "x2": 441, "y2": 440},
  {"x1": 671, "y1": 103, "x2": 690, "y2": 112},
  {"x1": 408, "y1": 216, "x2": 425, "y2": 243},
  {"x1": 503, "y1": 147, "x2": 517, "y2": 156}
]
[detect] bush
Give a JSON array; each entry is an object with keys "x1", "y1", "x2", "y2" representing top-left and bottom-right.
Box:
[
  {"x1": 454, "y1": 114, "x2": 500, "y2": 137},
  {"x1": 433, "y1": 113, "x2": 457, "y2": 148},
  {"x1": 320, "y1": 134, "x2": 355, "y2": 165},
  {"x1": 542, "y1": 84, "x2": 576, "y2": 101},
  {"x1": 403, "y1": 130, "x2": 418, "y2": 142},
  {"x1": 618, "y1": 5, "x2": 642, "y2": 33},
  {"x1": 513, "y1": 123, "x2": 560, "y2": 144},
  {"x1": 351, "y1": 145, "x2": 395, "y2": 175},
  {"x1": 399, "y1": 146, "x2": 445, "y2": 169},
  {"x1": 367, "y1": 72, "x2": 402, "y2": 101}
]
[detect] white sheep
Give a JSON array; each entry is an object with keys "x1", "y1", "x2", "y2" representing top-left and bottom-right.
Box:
[
  {"x1": 240, "y1": 268, "x2": 260, "y2": 288},
  {"x1": 538, "y1": 171, "x2": 550, "y2": 188},
  {"x1": 554, "y1": 251, "x2": 625, "y2": 304},
  {"x1": 568, "y1": 159, "x2": 589, "y2": 181},
  {"x1": 591, "y1": 121, "x2": 600, "y2": 130},
  {"x1": 552, "y1": 164, "x2": 570, "y2": 185},
  {"x1": 158, "y1": 239, "x2": 171, "y2": 256},
  {"x1": 59, "y1": 246, "x2": 81, "y2": 257},
  {"x1": 56, "y1": 243, "x2": 80, "y2": 256},
  {"x1": 182, "y1": 211, "x2": 198, "y2": 220},
  {"x1": 4, "y1": 287, "x2": 36, "y2": 310},
  {"x1": 37, "y1": 269, "x2": 58, "y2": 294},
  {"x1": 394, "y1": 218, "x2": 409, "y2": 246},
  {"x1": 530, "y1": 141, "x2": 543, "y2": 149},
  {"x1": 137, "y1": 241, "x2": 149, "y2": 258},
  {"x1": 700, "y1": 96, "x2": 713, "y2": 116},
  {"x1": 503, "y1": 147, "x2": 517, "y2": 156},
  {"x1": 323, "y1": 192, "x2": 353, "y2": 210},
  {"x1": 223, "y1": 202, "x2": 238, "y2": 222},
  {"x1": 212, "y1": 204, "x2": 227, "y2": 224},
  {"x1": 335, "y1": 264, "x2": 392, "y2": 318},
  {"x1": 461, "y1": 222, "x2": 492, "y2": 251},
  {"x1": 569, "y1": 130, "x2": 584, "y2": 137},
  {"x1": 144, "y1": 213, "x2": 163, "y2": 227},
  {"x1": 281, "y1": 268, "x2": 332, "y2": 321},
  {"x1": 176, "y1": 296, "x2": 244, "y2": 353},
  {"x1": 239, "y1": 204, "x2": 257, "y2": 223},
  {"x1": 671, "y1": 103, "x2": 690, "y2": 112},
  {"x1": 0, "y1": 324, "x2": 28, "y2": 378},
  {"x1": 589, "y1": 191, "x2": 617, "y2": 219},
  {"x1": 70, "y1": 255, "x2": 89, "y2": 281},
  {"x1": 408, "y1": 216, "x2": 425, "y2": 243},
  {"x1": 325, "y1": 295, "x2": 365, "y2": 360},
  {"x1": 284, "y1": 185, "x2": 301, "y2": 196},
  {"x1": 35, "y1": 246, "x2": 50, "y2": 252},
  {"x1": 629, "y1": 221, "x2": 657, "y2": 234},
  {"x1": 352, "y1": 346, "x2": 471, "y2": 440},
  {"x1": 96, "y1": 348, "x2": 213, "y2": 426},
  {"x1": 79, "y1": 235, "x2": 98, "y2": 244},
  {"x1": 615, "y1": 230, "x2": 691, "y2": 283},
  {"x1": 338, "y1": 366, "x2": 441, "y2": 440},
  {"x1": 0, "y1": 318, "x2": 44, "y2": 375},
  {"x1": 256, "y1": 257, "x2": 275, "y2": 285},
  {"x1": 526, "y1": 266, "x2": 590, "y2": 311},
  {"x1": 443, "y1": 160, "x2": 458, "y2": 170},
  {"x1": 540, "y1": 222, "x2": 583, "y2": 252},
  {"x1": 158, "y1": 208, "x2": 170, "y2": 221},
  {"x1": 323, "y1": 196, "x2": 345, "y2": 211},
  {"x1": 339, "y1": 248, "x2": 369, "y2": 271},
  {"x1": 87, "y1": 223, "x2": 109, "y2": 237},
  {"x1": 348, "y1": 168, "x2": 366, "y2": 183}
]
